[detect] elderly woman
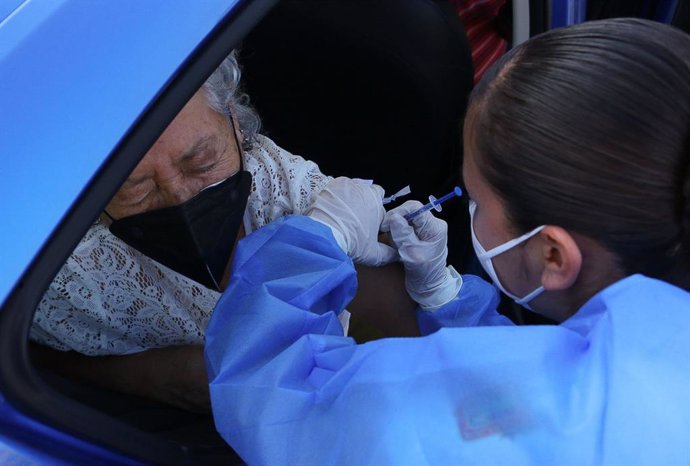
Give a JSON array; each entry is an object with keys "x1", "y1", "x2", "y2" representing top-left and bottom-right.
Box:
[{"x1": 30, "y1": 51, "x2": 417, "y2": 412}]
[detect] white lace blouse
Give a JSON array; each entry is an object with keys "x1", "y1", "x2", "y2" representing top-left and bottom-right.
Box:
[{"x1": 31, "y1": 135, "x2": 333, "y2": 355}]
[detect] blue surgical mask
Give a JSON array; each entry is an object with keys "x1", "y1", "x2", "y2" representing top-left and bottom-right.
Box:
[{"x1": 469, "y1": 200, "x2": 545, "y2": 310}]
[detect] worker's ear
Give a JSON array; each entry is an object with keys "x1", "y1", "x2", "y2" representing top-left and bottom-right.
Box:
[{"x1": 538, "y1": 226, "x2": 582, "y2": 291}]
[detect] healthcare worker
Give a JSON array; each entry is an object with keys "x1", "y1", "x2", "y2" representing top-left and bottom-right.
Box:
[{"x1": 205, "y1": 18, "x2": 690, "y2": 465}]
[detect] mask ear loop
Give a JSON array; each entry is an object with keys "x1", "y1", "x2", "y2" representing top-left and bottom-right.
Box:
[
  {"x1": 228, "y1": 111, "x2": 251, "y2": 162},
  {"x1": 479, "y1": 225, "x2": 546, "y2": 260},
  {"x1": 227, "y1": 109, "x2": 251, "y2": 242},
  {"x1": 228, "y1": 111, "x2": 245, "y2": 171}
]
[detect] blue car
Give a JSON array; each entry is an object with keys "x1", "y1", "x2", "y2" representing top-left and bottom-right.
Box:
[{"x1": 1, "y1": 0, "x2": 685, "y2": 464}]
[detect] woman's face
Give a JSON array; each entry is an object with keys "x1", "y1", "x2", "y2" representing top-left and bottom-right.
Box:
[
  {"x1": 106, "y1": 90, "x2": 242, "y2": 219},
  {"x1": 462, "y1": 123, "x2": 545, "y2": 304}
]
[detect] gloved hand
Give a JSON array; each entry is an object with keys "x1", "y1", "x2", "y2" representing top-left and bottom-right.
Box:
[
  {"x1": 381, "y1": 200, "x2": 462, "y2": 308},
  {"x1": 307, "y1": 177, "x2": 396, "y2": 266}
]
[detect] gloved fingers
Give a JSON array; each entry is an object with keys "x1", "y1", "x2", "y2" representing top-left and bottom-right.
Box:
[
  {"x1": 384, "y1": 204, "x2": 446, "y2": 248},
  {"x1": 350, "y1": 178, "x2": 386, "y2": 198},
  {"x1": 384, "y1": 213, "x2": 419, "y2": 250},
  {"x1": 370, "y1": 183, "x2": 386, "y2": 200},
  {"x1": 382, "y1": 208, "x2": 449, "y2": 266},
  {"x1": 381, "y1": 199, "x2": 446, "y2": 242},
  {"x1": 355, "y1": 181, "x2": 386, "y2": 210},
  {"x1": 409, "y1": 211, "x2": 448, "y2": 242},
  {"x1": 308, "y1": 176, "x2": 395, "y2": 265},
  {"x1": 326, "y1": 177, "x2": 385, "y2": 203},
  {"x1": 381, "y1": 200, "x2": 424, "y2": 232},
  {"x1": 387, "y1": 199, "x2": 425, "y2": 217},
  {"x1": 310, "y1": 177, "x2": 384, "y2": 224},
  {"x1": 362, "y1": 242, "x2": 398, "y2": 266}
]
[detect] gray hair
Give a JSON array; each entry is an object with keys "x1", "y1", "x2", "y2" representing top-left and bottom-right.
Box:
[{"x1": 202, "y1": 50, "x2": 261, "y2": 145}]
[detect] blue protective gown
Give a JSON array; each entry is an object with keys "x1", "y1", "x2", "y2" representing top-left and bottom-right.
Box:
[{"x1": 205, "y1": 215, "x2": 690, "y2": 465}]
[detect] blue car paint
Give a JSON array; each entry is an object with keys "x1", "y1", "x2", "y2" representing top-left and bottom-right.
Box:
[
  {"x1": 0, "y1": 0, "x2": 27, "y2": 23},
  {"x1": 0, "y1": 0, "x2": 239, "y2": 462}
]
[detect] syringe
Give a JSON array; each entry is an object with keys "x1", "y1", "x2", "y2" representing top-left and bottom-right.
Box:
[{"x1": 403, "y1": 186, "x2": 463, "y2": 221}]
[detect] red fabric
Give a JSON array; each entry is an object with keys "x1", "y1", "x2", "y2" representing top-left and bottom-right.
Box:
[{"x1": 452, "y1": 0, "x2": 508, "y2": 83}]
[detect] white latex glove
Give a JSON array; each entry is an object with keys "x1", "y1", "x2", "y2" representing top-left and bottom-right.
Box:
[
  {"x1": 307, "y1": 177, "x2": 396, "y2": 266},
  {"x1": 381, "y1": 200, "x2": 462, "y2": 308}
]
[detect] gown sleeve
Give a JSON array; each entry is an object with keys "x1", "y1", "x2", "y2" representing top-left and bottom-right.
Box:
[
  {"x1": 204, "y1": 215, "x2": 516, "y2": 464},
  {"x1": 416, "y1": 273, "x2": 514, "y2": 333}
]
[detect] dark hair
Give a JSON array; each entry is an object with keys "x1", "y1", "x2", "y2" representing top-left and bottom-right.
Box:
[{"x1": 468, "y1": 18, "x2": 690, "y2": 289}]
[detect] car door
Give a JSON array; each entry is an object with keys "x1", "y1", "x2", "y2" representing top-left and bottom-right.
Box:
[{"x1": 0, "y1": 0, "x2": 274, "y2": 464}]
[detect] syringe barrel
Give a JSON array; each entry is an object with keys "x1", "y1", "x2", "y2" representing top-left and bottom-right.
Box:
[{"x1": 402, "y1": 186, "x2": 463, "y2": 221}]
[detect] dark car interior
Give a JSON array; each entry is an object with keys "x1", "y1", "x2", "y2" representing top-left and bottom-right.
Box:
[
  {"x1": 239, "y1": 0, "x2": 476, "y2": 272},
  {"x1": 1, "y1": 0, "x2": 689, "y2": 464}
]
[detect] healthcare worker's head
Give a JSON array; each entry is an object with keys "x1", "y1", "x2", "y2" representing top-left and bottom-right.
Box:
[{"x1": 462, "y1": 18, "x2": 690, "y2": 322}]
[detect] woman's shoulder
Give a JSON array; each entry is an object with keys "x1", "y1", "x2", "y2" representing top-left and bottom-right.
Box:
[
  {"x1": 245, "y1": 134, "x2": 330, "y2": 181},
  {"x1": 243, "y1": 134, "x2": 333, "y2": 230}
]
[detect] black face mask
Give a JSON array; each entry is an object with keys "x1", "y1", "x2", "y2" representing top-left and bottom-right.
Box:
[{"x1": 108, "y1": 169, "x2": 252, "y2": 291}]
